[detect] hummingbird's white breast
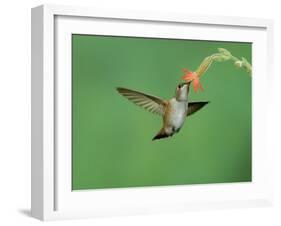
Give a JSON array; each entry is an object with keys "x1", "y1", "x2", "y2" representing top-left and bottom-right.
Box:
[{"x1": 164, "y1": 98, "x2": 188, "y2": 134}]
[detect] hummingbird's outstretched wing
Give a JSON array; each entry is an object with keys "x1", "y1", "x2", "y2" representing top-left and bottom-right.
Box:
[
  {"x1": 116, "y1": 87, "x2": 167, "y2": 116},
  {"x1": 186, "y1": 101, "x2": 209, "y2": 116}
]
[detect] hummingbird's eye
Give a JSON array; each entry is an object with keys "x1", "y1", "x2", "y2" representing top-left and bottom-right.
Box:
[{"x1": 178, "y1": 85, "x2": 181, "y2": 89}]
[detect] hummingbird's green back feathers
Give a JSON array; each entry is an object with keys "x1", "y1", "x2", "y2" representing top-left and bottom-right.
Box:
[
  {"x1": 186, "y1": 101, "x2": 209, "y2": 117},
  {"x1": 116, "y1": 87, "x2": 167, "y2": 115}
]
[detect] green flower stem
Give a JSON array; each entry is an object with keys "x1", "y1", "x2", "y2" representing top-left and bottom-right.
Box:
[{"x1": 195, "y1": 48, "x2": 252, "y2": 77}]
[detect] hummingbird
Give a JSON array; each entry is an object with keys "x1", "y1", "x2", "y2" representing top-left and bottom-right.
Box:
[{"x1": 116, "y1": 82, "x2": 209, "y2": 140}]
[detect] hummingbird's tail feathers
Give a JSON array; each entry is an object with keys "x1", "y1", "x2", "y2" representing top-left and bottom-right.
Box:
[
  {"x1": 186, "y1": 101, "x2": 210, "y2": 117},
  {"x1": 152, "y1": 128, "x2": 169, "y2": 141}
]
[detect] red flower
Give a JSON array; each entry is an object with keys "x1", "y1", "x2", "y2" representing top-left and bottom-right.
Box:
[{"x1": 182, "y1": 68, "x2": 204, "y2": 93}]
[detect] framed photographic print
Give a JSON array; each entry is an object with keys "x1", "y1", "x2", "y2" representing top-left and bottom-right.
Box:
[{"x1": 31, "y1": 4, "x2": 274, "y2": 221}]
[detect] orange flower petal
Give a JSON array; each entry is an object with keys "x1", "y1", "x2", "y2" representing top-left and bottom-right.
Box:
[
  {"x1": 181, "y1": 69, "x2": 204, "y2": 93},
  {"x1": 182, "y1": 68, "x2": 195, "y2": 82},
  {"x1": 182, "y1": 68, "x2": 190, "y2": 73},
  {"x1": 198, "y1": 81, "x2": 204, "y2": 92},
  {"x1": 193, "y1": 78, "x2": 199, "y2": 93},
  {"x1": 182, "y1": 74, "x2": 194, "y2": 81}
]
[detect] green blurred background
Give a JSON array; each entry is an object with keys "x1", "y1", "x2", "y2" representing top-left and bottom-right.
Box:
[{"x1": 72, "y1": 35, "x2": 252, "y2": 190}]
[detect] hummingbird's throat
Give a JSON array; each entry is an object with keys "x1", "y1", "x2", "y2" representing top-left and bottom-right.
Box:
[{"x1": 176, "y1": 88, "x2": 188, "y2": 101}]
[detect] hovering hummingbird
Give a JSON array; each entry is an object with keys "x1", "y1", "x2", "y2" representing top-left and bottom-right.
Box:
[{"x1": 116, "y1": 82, "x2": 209, "y2": 140}]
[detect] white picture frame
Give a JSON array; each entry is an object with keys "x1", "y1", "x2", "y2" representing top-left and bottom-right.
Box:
[{"x1": 31, "y1": 4, "x2": 274, "y2": 221}]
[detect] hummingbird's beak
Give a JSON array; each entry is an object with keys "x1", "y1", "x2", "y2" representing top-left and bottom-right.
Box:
[
  {"x1": 179, "y1": 82, "x2": 189, "y2": 87},
  {"x1": 184, "y1": 81, "x2": 192, "y2": 88}
]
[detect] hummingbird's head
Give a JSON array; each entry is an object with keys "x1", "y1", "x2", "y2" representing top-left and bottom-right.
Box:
[{"x1": 175, "y1": 82, "x2": 190, "y2": 101}]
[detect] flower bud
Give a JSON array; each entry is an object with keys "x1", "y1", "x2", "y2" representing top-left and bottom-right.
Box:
[
  {"x1": 218, "y1": 48, "x2": 231, "y2": 57},
  {"x1": 234, "y1": 60, "x2": 243, "y2": 68}
]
